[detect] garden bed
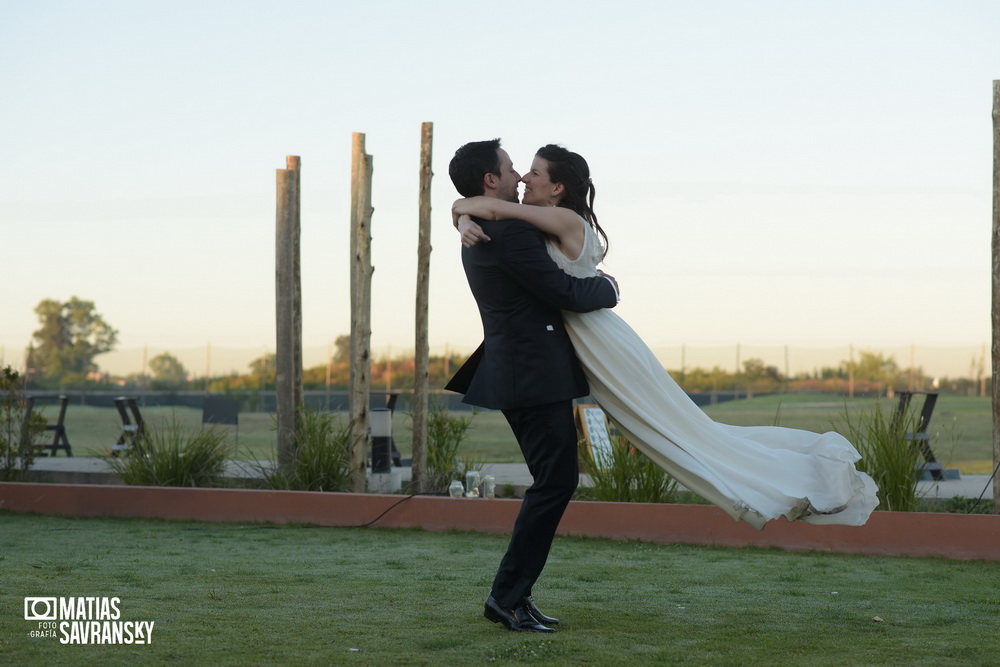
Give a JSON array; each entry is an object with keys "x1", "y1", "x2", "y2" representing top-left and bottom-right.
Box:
[{"x1": 1, "y1": 481, "x2": 998, "y2": 561}]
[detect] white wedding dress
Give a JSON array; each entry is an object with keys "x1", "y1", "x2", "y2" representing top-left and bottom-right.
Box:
[{"x1": 548, "y1": 218, "x2": 879, "y2": 530}]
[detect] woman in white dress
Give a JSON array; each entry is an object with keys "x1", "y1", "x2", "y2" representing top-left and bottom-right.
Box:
[{"x1": 453, "y1": 144, "x2": 879, "y2": 530}]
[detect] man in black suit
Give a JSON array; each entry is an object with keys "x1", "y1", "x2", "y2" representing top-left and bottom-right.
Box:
[{"x1": 445, "y1": 139, "x2": 619, "y2": 633}]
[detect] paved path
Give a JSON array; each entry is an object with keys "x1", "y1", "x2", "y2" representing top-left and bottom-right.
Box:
[{"x1": 23, "y1": 457, "x2": 996, "y2": 501}]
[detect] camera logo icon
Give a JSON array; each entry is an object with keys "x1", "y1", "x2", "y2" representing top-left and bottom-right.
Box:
[{"x1": 24, "y1": 597, "x2": 57, "y2": 621}]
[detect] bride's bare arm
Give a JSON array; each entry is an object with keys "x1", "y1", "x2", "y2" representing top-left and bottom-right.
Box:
[{"x1": 452, "y1": 196, "x2": 584, "y2": 252}]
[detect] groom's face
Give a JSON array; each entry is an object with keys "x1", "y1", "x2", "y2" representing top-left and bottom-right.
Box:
[{"x1": 494, "y1": 149, "x2": 521, "y2": 203}]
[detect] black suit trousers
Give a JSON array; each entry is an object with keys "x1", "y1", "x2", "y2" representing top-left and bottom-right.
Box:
[{"x1": 491, "y1": 399, "x2": 579, "y2": 607}]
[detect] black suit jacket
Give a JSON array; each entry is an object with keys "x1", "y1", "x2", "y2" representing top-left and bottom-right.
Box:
[{"x1": 445, "y1": 218, "x2": 617, "y2": 410}]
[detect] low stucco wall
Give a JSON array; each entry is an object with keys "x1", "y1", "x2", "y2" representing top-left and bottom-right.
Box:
[{"x1": 1, "y1": 482, "x2": 998, "y2": 561}]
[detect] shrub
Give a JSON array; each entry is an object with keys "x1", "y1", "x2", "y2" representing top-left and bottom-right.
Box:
[
  {"x1": 834, "y1": 401, "x2": 922, "y2": 512},
  {"x1": 0, "y1": 367, "x2": 46, "y2": 481},
  {"x1": 105, "y1": 419, "x2": 229, "y2": 487},
  {"x1": 579, "y1": 434, "x2": 679, "y2": 504},
  {"x1": 256, "y1": 407, "x2": 353, "y2": 492},
  {"x1": 422, "y1": 402, "x2": 480, "y2": 494}
]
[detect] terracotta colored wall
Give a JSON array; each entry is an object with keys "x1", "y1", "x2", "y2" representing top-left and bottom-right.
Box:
[{"x1": 1, "y1": 482, "x2": 997, "y2": 561}]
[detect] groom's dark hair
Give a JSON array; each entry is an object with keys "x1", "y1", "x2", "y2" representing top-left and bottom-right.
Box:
[{"x1": 449, "y1": 138, "x2": 502, "y2": 197}]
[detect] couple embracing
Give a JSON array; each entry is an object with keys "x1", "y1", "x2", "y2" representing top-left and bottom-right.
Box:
[{"x1": 445, "y1": 139, "x2": 879, "y2": 633}]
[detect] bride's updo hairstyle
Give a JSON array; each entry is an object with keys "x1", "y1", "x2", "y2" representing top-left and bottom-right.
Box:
[{"x1": 535, "y1": 144, "x2": 609, "y2": 258}]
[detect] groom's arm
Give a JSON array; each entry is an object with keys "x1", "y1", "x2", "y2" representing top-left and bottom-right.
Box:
[{"x1": 495, "y1": 220, "x2": 618, "y2": 312}]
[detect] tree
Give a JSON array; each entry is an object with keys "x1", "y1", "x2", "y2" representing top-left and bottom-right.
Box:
[
  {"x1": 332, "y1": 335, "x2": 351, "y2": 364},
  {"x1": 26, "y1": 297, "x2": 118, "y2": 383},
  {"x1": 845, "y1": 350, "x2": 901, "y2": 396},
  {"x1": 149, "y1": 352, "x2": 188, "y2": 388},
  {"x1": 249, "y1": 353, "x2": 277, "y2": 385},
  {"x1": 741, "y1": 358, "x2": 780, "y2": 398}
]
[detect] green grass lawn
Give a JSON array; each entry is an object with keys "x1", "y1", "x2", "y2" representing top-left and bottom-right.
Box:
[
  {"x1": 2, "y1": 512, "x2": 998, "y2": 665},
  {"x1": 30, "y1": 404, "x2": 522, "y2": 464},
  {"x1": 34, "y1": 394, "x2": 995, "y2": 473},
  {"x1": 702, "y1": 394, "x2": 993, "y2": 473}
]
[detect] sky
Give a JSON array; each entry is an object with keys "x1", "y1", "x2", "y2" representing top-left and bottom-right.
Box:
[{"x1": 1, "y1": 1, "x2": 998, "y2": 379}]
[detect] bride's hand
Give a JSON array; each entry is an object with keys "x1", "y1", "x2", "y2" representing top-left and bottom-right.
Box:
[
  {"x1": 457, "y1": 214, "x2": 490, "y2": 247},
  {"x1": 597, "y1": 269, "x2": 620, "y2": 299}
]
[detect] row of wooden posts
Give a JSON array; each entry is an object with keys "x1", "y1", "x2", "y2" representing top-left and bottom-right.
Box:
[
  {"x1": 274, "y1": 82, "x2": 1000, "y2": 510},
  {"x1": 992, "y1": 81, "x2": 999, "y2": 512},
  {"x1": 274, "y1": 123, "x2": 435, "y2": 493}
]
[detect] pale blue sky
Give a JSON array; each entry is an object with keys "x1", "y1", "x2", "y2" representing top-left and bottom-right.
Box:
[{"x1": 1, "y1": 1, "x2": 997, "y2": 377}]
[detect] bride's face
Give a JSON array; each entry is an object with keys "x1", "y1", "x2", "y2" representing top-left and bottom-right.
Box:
[{"x1": 520, "y1": 156, "x2": 562, "y2": 207}]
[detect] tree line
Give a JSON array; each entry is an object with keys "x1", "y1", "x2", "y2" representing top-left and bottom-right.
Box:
[{"x1": 17, "y1": 297, "x2": 986, "y2": 397}]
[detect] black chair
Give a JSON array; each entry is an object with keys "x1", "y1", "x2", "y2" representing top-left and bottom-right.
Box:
[
  {"x1": 111, "y1": 397, "x2": 146, "y2": 456},
  {"x1": 24, "y1": 395, "x2": 73, "y2": 457},
  {"x1": 892, "y1": 391, "x2": 942, "y2": 480},
  {"x1": 202, "y1": 396, "x2": 240, "y2": 445}
]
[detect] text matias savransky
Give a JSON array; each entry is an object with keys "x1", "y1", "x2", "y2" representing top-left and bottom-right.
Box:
[{"x1": 24, "y1": 596, "x2": 155, "y2": 645}]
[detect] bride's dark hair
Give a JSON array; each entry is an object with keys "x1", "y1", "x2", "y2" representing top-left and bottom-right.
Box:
[{"x1": 535, "y1": 144, "x2": 609, "y2": 257}]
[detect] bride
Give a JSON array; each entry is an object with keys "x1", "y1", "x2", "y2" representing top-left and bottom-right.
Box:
[{"x1": 453, "y1": 144, "x2": 879, "y2": 530}]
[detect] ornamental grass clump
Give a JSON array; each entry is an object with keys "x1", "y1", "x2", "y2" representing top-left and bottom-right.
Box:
[
  {"x1": 0, "y1": 366, "x2": 46, "y2": 481},
  {"x1": 834, "y1": 401, "x2": 922, "y2": 512},
  {"x1": 258, "y1": 407, "x2": 353, "y2": 492},
  {"x1": 105, "y1": 419, "x2": 229, "y2": 487},
  {"x1": 579, "y1": 433, "x2": 678, "y2": 504},
  {"x1": 422, "y1": 402, "x2": 480, "y2": 493}
]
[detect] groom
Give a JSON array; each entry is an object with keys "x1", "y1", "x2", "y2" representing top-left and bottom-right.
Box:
[{"x1": 445, "y1": 139, "x2": 619, "y2": 632}]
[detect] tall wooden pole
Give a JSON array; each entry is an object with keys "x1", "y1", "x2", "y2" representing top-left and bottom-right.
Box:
[
  {"x1": 991, "y1": 80, "x2": 1000, "y2": 513},
  {"x1": 289, "y1": 156, "x2": 303, "y2": 417},
  {"x1": 412, "y1": 122, "x2": 433, "y2": 492},
  {"x1": 350, "y1": 134, "x2": 374, "y2": 492},
  {"x1": 276, "y1": 156, "x2": 303, "y2": 472},
  {"x1": 848, "y1": 344, "x2": 855, "y2": 399},
  {"x1": 205, "y1": 342, "x2": 212, "y2": 392}
]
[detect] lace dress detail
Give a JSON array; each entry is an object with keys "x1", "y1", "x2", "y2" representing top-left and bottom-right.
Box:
[
  {"x1": 545, "y1": 217, "x2": 879, "y2": 530},
  {"x1": 545, "y1": 217, "x2": 602, "y2": 279}
]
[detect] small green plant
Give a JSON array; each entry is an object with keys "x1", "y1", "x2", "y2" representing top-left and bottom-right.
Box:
[
  {"x1": 0, "y1": 366, "x2": 46, "y2": 481},
  {"x1": 834, "y1": 401, "x2": 922, "y2": 512},
  {"x1": 423, "y1": 402, "x2": 480, "y2": 493},
  {"x1": 916, "y1": 495, "x2": 994, "y2": 515},
  {"x1": 579, "y1": 434, "x2": 678, "y2": 503},
  {"x1": 105, "y1": 418, "x2": 229, "y2": 487},
  {"x1": 255, "y1": 407, "x2": 353, "y2": 492}
]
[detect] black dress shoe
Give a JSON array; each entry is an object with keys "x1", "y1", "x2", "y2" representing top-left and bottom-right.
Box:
[
  {"x1": 484, "y1": 595, "x2": 555, "y2": 633},
  {"x1": 523, "y1": 596, "x2": 559, "y2": 625}
]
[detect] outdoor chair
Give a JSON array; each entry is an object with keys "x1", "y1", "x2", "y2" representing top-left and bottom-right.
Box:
[
  {"x1": 892, "y1": 390, "x2": 942, "y2": 480},
  {"x1": 21, "y1": 395, "x2": 74, "y2": 457},
  {"x1": 111, "y1": 396, "x2": 146, "y2": 456},
  {"x1": 202, "y1": 396, "x2": 240, "y2": 445}
]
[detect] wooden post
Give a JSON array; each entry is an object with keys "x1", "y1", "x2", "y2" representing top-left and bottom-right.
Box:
[
  {"x1": 325, "y1": 341, "x2": 333, "y2": 410},
  {"x1": 992, "y1": 80, "x2": 1000, "y2": 513},
  {"x1": 848, "y1": 344, "x2": 855, "y2": 399},
  {"x1": 412, "y1": 122, "x2": 433, "y2": 492},
  {"x1": 205, "y1": 342, "x2": 212, "y2": 392},
  {"x1": 350, "y1": 134, "x2": 374, "y2": 492},
  {"x1": 289, "y1": 156, "x2": 303, "y2": 418},
  {"x1": 784, "y1": 344, "x2": 790, "y2": 393},
  {"x1": 275, "y1": 156, "x2": 303, "y2": 472},
  {"x1": 908, "y1": 343, "x2": 915, "y2": 392},
  {"x1": 734, "y1": 343, "x2": 740, "y2": 400}
]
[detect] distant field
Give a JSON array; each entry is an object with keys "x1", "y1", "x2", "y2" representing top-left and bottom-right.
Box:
[
  {"x1": 27, "y1": 404, "x2": 522, "y2": 464},
  {"x1": 702, "y1": 393, "x2": 993, "y2": 473},
  {"x1": 31, "y1": 393, "x2": 994, "y2": 473}
]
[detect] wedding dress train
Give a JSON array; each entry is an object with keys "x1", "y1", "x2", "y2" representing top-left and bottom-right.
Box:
[{"x1": 549, "y1": 220, "x2": 879, "y2": 530}]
